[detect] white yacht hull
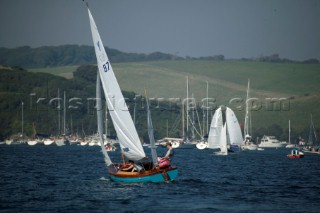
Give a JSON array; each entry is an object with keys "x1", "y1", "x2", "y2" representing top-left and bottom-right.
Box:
[
  {"x1": 44, "y1": 139, "x2": 54, "y2": 146},
  {"x1": 80, "y1": 141, "x2": 88, "y2": 146},
  {"x1": 196, "y1": 142, "x2": 208, "y2": 150},
  {"x1": 55, "y1": 139, "x2": 65, "y2": 146},
  {"x1": 27, "y1": 140, "x2": 37, "y2": 146},
  {"x1": 258, "y1": 143, "x2": 284, "y2": 148},
  {"x1": 285, "y1": 144, "x2": 295, "y2": 148},
  {"x1": 242, "y1": 144, "x2": 258, "y2": 150}
]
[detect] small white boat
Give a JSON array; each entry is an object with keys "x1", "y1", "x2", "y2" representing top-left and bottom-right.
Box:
[
  {"x1": 88, "y1": 138, "x2": 99, "y2": 146},
  {"x1": 55, "y1": 138, "x2": 66, "y2": 146},
  {"x1": 5, "y1": 139, "x2": 13, "y2": 145},
  {"x1": 285, "y1": 144, "x2": 295, "y2": 148},
  {"x1": 196, "y1": 141, "x2": 208, "y2": 150},
  {"x1": 27, "y1": 140, "x2": 38, "y2": 146},
  {"x1": 242, "y1": 143, "x2": 258, "y2": 150},
  {"x1": 157, "y1": 138, "x2": 181, "y2": 149},
  {"x1": 44, "y1": 138, "x2": 55, "y2": 145},
  {"x1": 80, "y1": 140, "x2": 88, "y2": 146}
]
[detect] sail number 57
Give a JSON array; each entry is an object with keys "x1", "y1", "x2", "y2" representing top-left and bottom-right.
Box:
[{"x1": 103, "y1": 61, "x2": 110, "y2": 72}]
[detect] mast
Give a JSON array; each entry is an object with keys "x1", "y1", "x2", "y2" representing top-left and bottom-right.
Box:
[
  {"x1": 133, "y1": 97, "x2": 136, "y2": 125},
  {"x1": 244, "y1": 79, "x2": 250, "y2": 138},
  {"x1": 21, "y1": 101, "x2": 24, "y2": 137},
  {"x1": 105, "y1": 100, "x2": 108, "y2": 138},
  {"x1": 58, "y1": 88, "x2": 61, "y2": 135},
  {"x1": 186, "y1": 76, "x2": 189, "y2": 141},
  {"x1": 308, "y1": 114, "x2": 317, "y2": 145},
  {"x1": 182, "y1": 99, "x2": 185, "y2": 139},
  {"x1": 206, "y1": 81, "x2": 209, "y2": 135},
  {"x1": 70, "y1": 114, "x2": 73, "y2": 135},
  {"x1": 63, "y1": 91, "x2": 66, "y2": 135},
  {"x1": 288, "y1": 120, "x2": 291, "y2": 145},
  {"x1": 145, "y1": 88, "x2": 158, "y2": 167},
  {"x1": 191, "y1": 93, "x2": 195, "y2": 139},
  {"x1": 202, "y1": 106, "x2": 205, "y2": 138},
  {"x1": 166, "y1": 119, "x2": 168, "y2": 137}
]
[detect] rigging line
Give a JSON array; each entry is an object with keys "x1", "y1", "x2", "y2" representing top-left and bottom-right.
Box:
[
  {"x1": 169, "y1": 114, "x2": 181, "y2": 136},
  {"x1": 187, "y1": 112, "x2": 202, "y2": 138},
  {"x1": 195, "y1": 105, "x2": 203, "y2": 138}
]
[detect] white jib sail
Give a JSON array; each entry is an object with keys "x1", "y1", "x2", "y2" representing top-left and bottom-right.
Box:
[
  {"x1": 207, "y1": 107, "x2": 223, "y2": 149},
  {"x1": 220, "y1": 124, "x2": 228, "y2": 154},
  {"x1": 88, "y1": 8, "x2": 145, "y2": 161},
  {"x1": 226, "y1": 107, "x2": 244, "y2": 146},
  {"x1": 96, "y1": 72, "x2": 112, "y2": 166}
]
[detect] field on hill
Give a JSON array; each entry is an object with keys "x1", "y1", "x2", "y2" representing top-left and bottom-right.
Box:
[{"x1": 30, "y1": 60, "x2": 320, "y2": 139}]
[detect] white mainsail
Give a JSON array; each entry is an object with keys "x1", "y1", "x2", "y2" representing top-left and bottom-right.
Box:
[
  {"x1": 225, "y1": 107, "x2": 243, "y2": 146},
  {"x1": 88, "y1": 7, "x2": 145, "y2": 161},
  {"x1": 207, "y1": 107, "x2": 223, "y2": 149},
  {"x1": 96, "y1": 71, "x2": 112, "y2": 166}
]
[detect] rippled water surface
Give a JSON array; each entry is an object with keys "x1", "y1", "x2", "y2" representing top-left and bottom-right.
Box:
[{"x1": 0, "y1": 145, "x2": 319, "y2": 212}]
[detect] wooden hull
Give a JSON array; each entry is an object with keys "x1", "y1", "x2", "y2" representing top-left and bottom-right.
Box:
[{"x1": 108, "y1": 164, "x2": 178, "y2": 183}]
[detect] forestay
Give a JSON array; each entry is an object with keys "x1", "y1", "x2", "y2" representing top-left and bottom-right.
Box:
[
  {"x1": 88, "y1": 8, "x2": 145, "y2": 161},
  {"x1": 207, "y1": 107, "x2": 223, "y2": 149},
  {"x1": 225, "y1": 107, "x2": 244, "y2": 146}
]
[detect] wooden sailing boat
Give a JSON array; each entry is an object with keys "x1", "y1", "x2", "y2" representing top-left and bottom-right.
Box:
[{"x1": 86, "y1": 4, "x2": 178, "y2": 183}]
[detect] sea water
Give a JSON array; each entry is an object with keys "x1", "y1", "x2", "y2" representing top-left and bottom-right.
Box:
[{"x1": 0, "y1": 145, "x2": 319, "y2": 212}]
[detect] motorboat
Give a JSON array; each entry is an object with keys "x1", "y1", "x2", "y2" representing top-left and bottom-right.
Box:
[{"x1": 258, "y1": 135, "x2": 284, "y2": 148}]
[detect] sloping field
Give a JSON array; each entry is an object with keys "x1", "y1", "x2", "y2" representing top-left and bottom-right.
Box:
[{"x1": 30, "y1": 60, "x2": 320, "y2": 135}]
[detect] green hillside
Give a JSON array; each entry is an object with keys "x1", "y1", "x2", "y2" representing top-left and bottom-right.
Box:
[{"x1": 29, "y1": 60, "x2": 320, "y2": 141}]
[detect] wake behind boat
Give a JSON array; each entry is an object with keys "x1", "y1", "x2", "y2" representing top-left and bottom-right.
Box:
[{"x1": 85, "y1": 3, "x2": 178, "y2": 183}]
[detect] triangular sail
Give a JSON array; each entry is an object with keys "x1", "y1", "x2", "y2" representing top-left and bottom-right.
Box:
[
  {"x1": 226, "y1": 107, "x2": 244, "y2": 145},
  {"x1": 87, "y1": 7, "x2": 145, "y2": 161},
  {"x1": 207, "y1": 107, "x2": 223, "y2": 149},
  {"x1": 220, "y1": 124, "x2": 228, "y2": 154},
  {"x1": 145, "y1": 89, "x2": 158, "y2": 167},
  {"x1": 96, "y1": 71, "x2": 112, "y2": 166}
]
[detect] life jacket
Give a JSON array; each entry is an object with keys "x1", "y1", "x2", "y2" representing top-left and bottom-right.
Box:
[{"x1": 159, "y1": 158, "x2": 170, "y2": 168}]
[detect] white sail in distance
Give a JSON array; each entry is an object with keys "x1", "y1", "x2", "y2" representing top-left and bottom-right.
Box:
[
  {"x1": 207, "y1": 107, "x2": 223, "y2": 149},
  {"x1": 225, "y1": 107, "x2": 244, "y2": 146},
  {"x1": 87, "y1": 7, "x2": 145, "y2": 161}
]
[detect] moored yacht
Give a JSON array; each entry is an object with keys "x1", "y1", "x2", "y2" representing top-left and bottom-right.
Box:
[{"x1": 258, "y1": 135, "x2": 284, "y2": 148}]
